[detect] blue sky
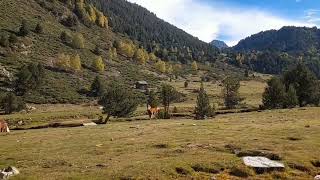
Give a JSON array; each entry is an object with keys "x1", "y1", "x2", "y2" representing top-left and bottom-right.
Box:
[{"x1": 127, "y1": 0, "x2": 320, "y2": 46}]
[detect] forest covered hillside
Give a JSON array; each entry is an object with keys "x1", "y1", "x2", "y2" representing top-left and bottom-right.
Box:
[
  {"x1": 229, "y1": 26, "x2": 320, "y2": 78},
  {"x1": 87, "y1": 0, "x2": 219, "y2": 63}
]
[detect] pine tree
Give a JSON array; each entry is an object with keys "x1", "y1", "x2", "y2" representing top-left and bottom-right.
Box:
[
  {"x1": 222, "y1": 77, "x2": 243, "y2": 109},
  {"x1": 15, "y1": 63, "x2": 45, "y2": 95},
  {"x1": 90, "y1": 76, "x2": 105, "y2": 97},
  {"x1": 283, "y1": 63, "x2": 319, "y2": 106},
  {"x1": 0, "y1": 93, "x2": 26, "y2": 114},
  {"x1": 98, "y1": 82, "x2": 138, "y2": 122},
  {"x1": 195, "y1": 83, "x2": 212, "y2": 119},
  {"x1": 284, "y1": 84, "x2": 299, "y2": 108},
  {"x1": 160, "y1": 84, "x2": 179, "y2": 119},
  {"x1": 147, "y1": 90, "x2": 159, "y2": 108},
  {"x1": 262, "y1": 77, "x2": 286, "y2": 109}
]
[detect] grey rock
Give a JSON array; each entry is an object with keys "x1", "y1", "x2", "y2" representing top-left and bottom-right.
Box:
[{"x1": 243, "y1": 156, "x2": 284, "y2": 168}]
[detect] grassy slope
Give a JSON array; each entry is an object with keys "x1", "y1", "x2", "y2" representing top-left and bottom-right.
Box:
[
  {"x1": 0, "y1": 107, "x2": 319, "y2": 179},
  {"x1": 0, "y1": 0, "x2": 163, "y2": 103}
]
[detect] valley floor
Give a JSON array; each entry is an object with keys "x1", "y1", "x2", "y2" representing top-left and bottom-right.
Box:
[{"x1": 1, "y1": 107, "x2": 319, "y2": 179}]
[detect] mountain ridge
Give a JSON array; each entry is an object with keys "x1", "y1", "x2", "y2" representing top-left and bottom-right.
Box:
[{"x1": 210, "y1": 40, "x2": 228, "y2": 49}]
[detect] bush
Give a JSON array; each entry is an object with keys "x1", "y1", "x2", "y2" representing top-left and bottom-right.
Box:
[
  {"x1": 0, "y1": 35, "x2": 9, "y2": 47},
  {"x1": 156, "y1": 109, "x2": 169, "y2": 119},
  {"x1": 19, "y1": 20, "x2": 30, "y2": 36},
  {"x1": 61, "y1": 15, "x2": 79, "y2": 27},
  {"x1": 93, "y1": 45, "x2": 102, "y2": 55},
  {"x1": 60, "y1": 31, "x2": 72, "y2": 44},
  {"x1": 184, "y1": 81, "x2": 189, "y2": 88},
  {"x1": 9, "y1": 34, "x2": 18, "y2": 44},
  {"x1": 71, "y1": 33, "x2": 85, "y2": 49},
  {"x1": 0, "y1": 93, "x2": 26, "y2": 114},
  {"x1": 55, "y1": 53, "x2": 71, "y2": 71},
  {"x1": 35, "y1": 23, "x2": 44, "y2": 34}
]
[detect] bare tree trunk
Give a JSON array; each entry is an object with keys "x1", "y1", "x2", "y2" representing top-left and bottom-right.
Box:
[{"x1": 105, "y1": 114, "x2": 111, "y2": 123}]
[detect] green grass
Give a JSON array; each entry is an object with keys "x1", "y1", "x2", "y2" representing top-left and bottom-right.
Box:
[{"x1": 1, "y1": 107, "x2": 319, "y2": 179}]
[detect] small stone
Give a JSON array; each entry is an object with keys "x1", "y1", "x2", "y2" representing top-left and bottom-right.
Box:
[
  {"x1": 96, "y1": 164, "x2": 106, "y2": 168},
  {"x1": 315, "y1": 175, "x2": 320, "y2": 180},
  {"x1": 192, "y1": 124, "x2": 196, "y2": 126},
  {"x1": 110, "y1": 138, "x2": 114, "y2": 141}
]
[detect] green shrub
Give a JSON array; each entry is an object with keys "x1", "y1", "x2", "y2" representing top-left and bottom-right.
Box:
[
  {"x1": 35, "y1": 23, "x2": 44, "y2": 34},
  {"x1": 0, "y1": 92, "x2": 26, "y2": 114},
  {"x1": 0, "y1": 35, "x2": 9, "y2": 47},
  {"x1": 19, "y1": 20, "x2": 30, "y2": 36}
]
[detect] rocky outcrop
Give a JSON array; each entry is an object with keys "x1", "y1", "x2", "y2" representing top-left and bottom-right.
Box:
[{"x1": 0, "y1": 65, "x2": 13, "y2": 82}]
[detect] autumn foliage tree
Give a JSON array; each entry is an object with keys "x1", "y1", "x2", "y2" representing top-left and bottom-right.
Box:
[
  {"x1": 191, "y1": 61, "x2": 198, "y2": 71},
  {"x1": 70, "y1": 54, "x2": 82, "y2": 71},
  {"x1": 155, "y1": 60, "x2": 166, "y2": 73},
  {"x1": 92, "y1": 56, "x2": 105, "y2": 72}
]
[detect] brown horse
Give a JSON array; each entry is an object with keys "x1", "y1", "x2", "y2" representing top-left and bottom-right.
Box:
[
  {"x1": 0, "y1": 120, "x2": 10, "y2": 133},
  {"x1": 147, "y1": 107, "x2": 160, "y2": 119}
]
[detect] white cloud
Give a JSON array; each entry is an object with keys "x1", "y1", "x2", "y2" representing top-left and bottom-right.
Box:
[
  {"x1": 127, "y1": 0, "x2": 315, "y2": 46},
  {"x1": 305, "y1": 9, "x2": 320, "y2": 24}
]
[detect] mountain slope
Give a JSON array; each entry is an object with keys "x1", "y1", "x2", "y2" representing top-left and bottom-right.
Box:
[
  {"x1": 0, "y1": 0, "x2": 163, "y2": 103},
  {"x1": 210, "y1": 40, "x2": 228, "y2": 49},
  {"x1": 230, "y1": 26, "x2": 320, "y2": 78},
  {"x1": 233, "y1": 26, "x2": 320, "y2": 53},
  {"x1": 87, "y1": 0, "x2": 219, "y2": 63}
]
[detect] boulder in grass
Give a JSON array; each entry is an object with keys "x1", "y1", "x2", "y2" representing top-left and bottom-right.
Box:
[
  {"x1": 0, "y1": 166, "x2": 20, "y2": 179},
  {"x1": 83, "y1": 122, "x2": 97, "y2": 126},
  {"x1": 243, "y1": 156, "x2": 284, "y2": 173}
]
